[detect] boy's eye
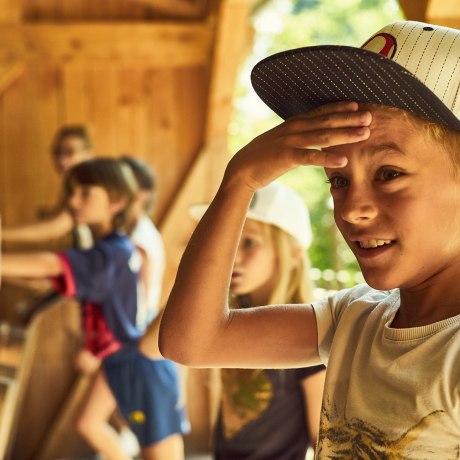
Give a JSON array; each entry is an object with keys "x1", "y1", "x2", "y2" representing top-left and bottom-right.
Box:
[
  {"x1": 327, "y1": 175, "x2": 349, "y2": 189},
  {"x1": 377, "y1": 168, "x2": 401, "y2": 181}
]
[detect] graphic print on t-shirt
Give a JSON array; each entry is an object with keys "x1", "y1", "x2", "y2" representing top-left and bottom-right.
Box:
[
  {"x1": 220, "y1": 369, "x2": 273, "y2": 439},
  {"x1": 317, "y1": 395, "x2": 452, "y2": 458}
]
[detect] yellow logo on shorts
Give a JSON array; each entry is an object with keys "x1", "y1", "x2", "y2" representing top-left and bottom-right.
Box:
[{"x1": 129, "y1": 410, "x2": 146, "y2": 424}]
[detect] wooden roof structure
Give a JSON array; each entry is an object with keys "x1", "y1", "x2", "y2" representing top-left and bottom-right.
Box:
[{"x1": 0, "y1": 0, "x2": 459, "y2": 458}]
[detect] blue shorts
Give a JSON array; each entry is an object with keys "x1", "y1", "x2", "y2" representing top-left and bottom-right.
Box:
[{"x1": 103, "y1": 346, "x2": 190, "y2": 447}]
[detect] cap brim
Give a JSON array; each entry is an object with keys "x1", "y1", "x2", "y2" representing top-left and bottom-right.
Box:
[{"x1": 251, "y1": 45, "x2": 460, "y2": 131}]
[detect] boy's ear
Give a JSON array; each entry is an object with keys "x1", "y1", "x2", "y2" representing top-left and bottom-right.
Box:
[{"x1": 110, "y1": 197, "x2": 128, "y2": 215}]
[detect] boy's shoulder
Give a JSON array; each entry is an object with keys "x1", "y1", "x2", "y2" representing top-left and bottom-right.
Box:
[
  {"x1": 315, "y1": 283, "x2": 399, "y2": 322},
  {"x1": 334, "y1": 283, "x2": 396, "y2": 304}
]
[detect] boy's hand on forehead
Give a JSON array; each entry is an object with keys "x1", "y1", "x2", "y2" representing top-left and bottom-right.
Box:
[{"x1": 227, "y1": 101, "x2": 371, "y2": 192}]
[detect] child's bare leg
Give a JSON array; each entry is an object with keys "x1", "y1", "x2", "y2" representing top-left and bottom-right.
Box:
[
  {"x1": 77, "y1": 369, "x2": 130, "y2": 460},
  {"x1": 141, "y1": 434, "x2": 184, "y2": 460}
]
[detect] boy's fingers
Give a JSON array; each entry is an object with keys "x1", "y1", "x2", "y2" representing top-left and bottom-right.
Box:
[
  {"x1": 297, "y1": 149, "x2": 348, "y2": 168},
  {"x1": 290, "y1": 126, "x2": 370, "y2": 149},
  {"x1": 294, "y1": 101, "x2": 360, "y2": 120},
  {"x1": 288, "y1": 110, "x2": 372, "y2": 132}
]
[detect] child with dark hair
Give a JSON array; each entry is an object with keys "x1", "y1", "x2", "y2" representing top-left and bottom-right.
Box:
[{"x1": 1, "y1": 158, "x2": 188, "y2": 460}]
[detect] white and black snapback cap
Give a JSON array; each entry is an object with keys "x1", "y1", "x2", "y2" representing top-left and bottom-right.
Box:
[{"x1": 251, "y1": 21, "x2": 460, "y2": 131}]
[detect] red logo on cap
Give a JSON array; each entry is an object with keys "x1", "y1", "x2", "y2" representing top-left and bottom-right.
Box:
[{"x1": 361, "y1": 33, "x2": 396, "y2": 59}]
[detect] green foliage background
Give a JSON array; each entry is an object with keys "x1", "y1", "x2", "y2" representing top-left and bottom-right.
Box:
[{"x1": 228, "y1": 0, "x2": 404, "y2": 286}]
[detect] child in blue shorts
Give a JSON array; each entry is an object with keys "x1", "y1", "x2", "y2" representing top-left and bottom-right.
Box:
[{"x1": 1, "y1": 158, "x2": 189, "y2": 460}]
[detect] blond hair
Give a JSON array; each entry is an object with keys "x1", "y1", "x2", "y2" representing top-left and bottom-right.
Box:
[
  {"x1": 266, "y1": 224, "x2": 314, "y2": 305},
  {"x1": 231, "y1": 221, "x2": 314, "y2": 308},
  {"x1": 362, "y1": 103, "x2": 460, "y2": 176}
]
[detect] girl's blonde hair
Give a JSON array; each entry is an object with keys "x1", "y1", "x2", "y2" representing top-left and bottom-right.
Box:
[
  {"x1": 64, "y1": 158, "x2": 139, "y2": 233},
  {"x1": 231, "y1": 221, "x2": 314, "y2": 308},
  {"x1": 265, "y1": 223, "x2": 314, "y2": 305}
]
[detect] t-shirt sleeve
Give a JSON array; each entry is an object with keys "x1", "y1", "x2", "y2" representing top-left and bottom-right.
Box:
[
  {"x1": 311, "y1": 284, "x2": 374, "y2": 365},
  {"x1": 53, "y1": 245, "x2": 118, "y2": 303}
]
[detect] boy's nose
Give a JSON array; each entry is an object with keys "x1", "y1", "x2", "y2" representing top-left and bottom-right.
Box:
[{"x1": 338, "y1": 189, "x2": 378, "y2": 224}]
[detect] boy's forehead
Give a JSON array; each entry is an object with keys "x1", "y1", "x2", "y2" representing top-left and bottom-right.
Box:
[{"x1": 325, "y1": 106, "x2": 435, "y2": 160}]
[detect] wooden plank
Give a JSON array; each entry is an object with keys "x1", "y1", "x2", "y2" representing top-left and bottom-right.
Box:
[
  {"x1": 35, "y1": 374, "x2": 95, "y2": 460},
  {"x1": 398, "y1": 0, "x2": 428, "y2": 21},
  {"x1": 61, "y1": 61, "x2": 91, "y2": 124},
  {"x1": 25, "y1": 0, "x2": 59, "y2": 21},
  {"x1": 0, "y1": 23, "x2": 213, "y2": 66},
  {"x1": 129, "y1": 0, "x2": 208, "y2": 19},
  {"x1": 427, "y1": 0, "x2": 460, "y2": 19},
  {"x1": 159, "y1": 0, "x2": 256, "y2": 306},
  {"x1": 89, "y1": 61, "x2": 118, "y2": 155},
  {"x1": 12, "y1": 300, "x2": 86, "y2": 460},
  {"x1": 0, "y1": 0, "x2": 22, "y2": 23},
  {"x1": 205, "y1": 0, "x2": 254, "y2": 141},
  {"x1": 114, "y1": 66, "x2": 148, "y2": 156},
  {"x1": 0, "y1": 61, "x2": 25, "y2": 95},
  {"x1": 147, "y1": 69, "x2": 180, "y2": 222}
]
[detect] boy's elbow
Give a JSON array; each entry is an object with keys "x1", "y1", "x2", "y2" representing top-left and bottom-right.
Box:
[
  {"x1": 159, "y1": 335, "x2": 193, "y2": 366},
  {"x1": 159, "y1": 329, "x2": 209, "y2": 367}
]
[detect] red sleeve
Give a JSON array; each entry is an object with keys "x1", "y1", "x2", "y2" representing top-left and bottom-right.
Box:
[{"x1": 52, "y1": 253, "x2": 77, "y2": 297}]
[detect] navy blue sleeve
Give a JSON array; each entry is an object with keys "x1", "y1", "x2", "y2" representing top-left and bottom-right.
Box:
[
  {"x1": 62, "y1": 243, "x2": 118, "y2": 304},
  {"x1": 295, "y1": 364, "x2": 326, "y2": 381}
]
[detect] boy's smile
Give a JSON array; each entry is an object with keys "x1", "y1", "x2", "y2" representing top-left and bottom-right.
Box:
[{"x1": 325, "y1": 106, "x2": 460, "y2": 294}]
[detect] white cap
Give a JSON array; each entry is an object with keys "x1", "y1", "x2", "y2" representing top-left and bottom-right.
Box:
[
  {"x1": 251, "y1": 20, "x2": 460, "y2": 131},
  {"x1": 189, "y1": 182, "x2": 312, "y2": 249}
]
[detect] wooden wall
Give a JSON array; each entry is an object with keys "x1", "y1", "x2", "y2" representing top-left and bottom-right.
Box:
[
  {"x1": 0, "y1": 0, "x2": 243, "y2": 319},
  {"x1": 0, "y1": 0, "x2": 256, "y2": 457}
]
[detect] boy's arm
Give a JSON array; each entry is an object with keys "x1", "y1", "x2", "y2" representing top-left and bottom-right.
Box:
[
  {"x1": 2, "y1": 210, "x2": 73, "y2": 243},
  {"x1": 2, "y1": 252, "x2": 63, "y2": 278},
  {"x1": 139, "y1": 308, "x2": 165, "y2": 359},
  {"x1": 159, "y1": 102, "x2": 371, "y2": 369}
]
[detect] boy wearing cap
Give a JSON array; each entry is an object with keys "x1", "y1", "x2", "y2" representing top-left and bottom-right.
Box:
[{"x1": 160, "y1": 20, "x2": 460, "y2": 457}]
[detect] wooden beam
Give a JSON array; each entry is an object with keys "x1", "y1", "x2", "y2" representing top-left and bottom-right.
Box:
[
  {"x1": 426, "y1": 0, "x2": 460, "y2": 28},
  {"x1": 0, "y1": 0, "x2": 22, "y2": 24},
  {"x1": 159, "y1": 0, "x2": 256, "y2": 305},
  {"x1": 398, "y1": 0, "x2": 428, "y2": 22},
  {"x1": 0, "y1": 22, "x2": 213, "y2": 65},
  {"x1": 35, "y1": 374, "x2": 95, "y2": 460},
  {"x1": 129, "y1": 0, "x2": 208, "y2": 18},
  {"x1": 0, "y1": 60, "x2": 25, "y2": 95},
  {"x1": 205, "y1": 0, "x2": 255, "y2": 140}
]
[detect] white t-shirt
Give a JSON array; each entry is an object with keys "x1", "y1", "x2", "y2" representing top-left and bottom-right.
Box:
[
  {"x1": 311, "y1": 284, "x2": 460, "y2": 458},
  {"x1": 130, "y1": 215, "x2": 165, "y2": 331}
]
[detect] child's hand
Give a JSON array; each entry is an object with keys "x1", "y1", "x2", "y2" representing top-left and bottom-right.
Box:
[
  {"x1": 226, "y1": 101, "x2": 371, "y2": 192},
  {"x1": 75, "y1": 349, "x2": 102, "y2": 375}
]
